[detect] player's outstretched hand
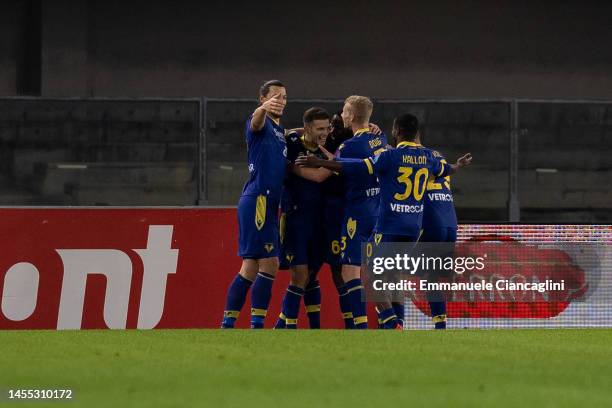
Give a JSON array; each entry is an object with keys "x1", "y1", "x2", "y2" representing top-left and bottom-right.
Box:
[
  {"x1": 261, "y1": 94, "x2": 284, "y2": 116},
  {"x1": 456, "y1": 153, "x2": 473, "y2": 168},
  {"x1": 368, "y1": 123, "x2": 382, "y2": 135},
  {"x1": 318, "y1": 145, "x2": 334, "y2": 160},
  {"x1": 296, "y1": 154, "x2": 324, "y2": 168}
]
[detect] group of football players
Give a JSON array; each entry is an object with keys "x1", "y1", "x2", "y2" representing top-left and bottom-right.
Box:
[{"x1": 220, "y1": 80, "x2": 471, "y2": 330}]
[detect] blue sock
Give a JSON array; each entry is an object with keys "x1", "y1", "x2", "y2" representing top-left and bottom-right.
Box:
[
  {"x1": 392, "y1": 301, "x2": 404, "y2": 329},
  {"x1": 345, "y1": 278, "x2": 368, "y2": 329},
  {"x1": 274, "y1": 309, "x2": 287, "y2": 329},
  {"x1": 428, "y1": 290, "x2": 447, "y2": 330},
  {"x1": 337, "y1": 285, "x2": 354, "y2": 329},
  {"x1": 221, "y1": 274, "x2": 253, "y2": 328},
  {"x1": 250, "y1": 272, "x2": 275, "y2": 329},
  {"x1": 304, "y1": 280, "x2": 321, "y2": 329},
  {"x1": 378, "y1": 307, "x2": 398, "y2": 329},
  {"x1": 281, "y1": 285, "x2": 304, "y2": 329}
]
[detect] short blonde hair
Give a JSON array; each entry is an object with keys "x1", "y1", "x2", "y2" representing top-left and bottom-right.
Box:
[{"x1": 344, "y1": 95, "x2": 373, "y2": 123}]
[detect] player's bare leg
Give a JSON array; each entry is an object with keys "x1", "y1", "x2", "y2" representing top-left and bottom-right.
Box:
[
  {"x1": 289, "y1": 264, "x2": 309, "y2": 288},
  {"x1": 257, "y1": 256, "x2": 279, "y2": 276},
  {"x1": 341, "y1": 264, "x2": 361, "y2": 282},
  {"x1": 239, "y1": 259, "x2": 259, "y2": 281}
]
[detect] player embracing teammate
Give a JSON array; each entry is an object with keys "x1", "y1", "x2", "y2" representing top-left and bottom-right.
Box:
[
  {"x1": 220, "y1": 83, "x2": 471, "y2": 329},
  {"x1": 297, "y1": 113, "x2": 472, "y2": 329}
]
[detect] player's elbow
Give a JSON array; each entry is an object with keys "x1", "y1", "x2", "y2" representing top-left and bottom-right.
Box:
[
  {"x1": 250, "y1": 122, "x2": 264, "y2": 132},
  {"x1": 314, "y1": 170, "x2": 332, "y2": 183}
]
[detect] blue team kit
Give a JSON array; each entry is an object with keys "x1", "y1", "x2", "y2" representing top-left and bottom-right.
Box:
[
  {"x1": 237, "y1": 115, "x2": 287, "y2": 259},
  {"x1": 335, "y1": 128, "x2": 387, "y2": 265}
]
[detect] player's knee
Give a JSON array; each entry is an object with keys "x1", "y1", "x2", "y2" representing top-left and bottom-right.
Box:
[
  {"x1": 342, "y1": 265, "x2": 361, "y2": 282},
  {"x1": 239, "y1": 259, "x2": 259, "y2": 280},
  {"x1": 258, "y1": 257, "x2": 279, "y2": 275},
  {"x1": 290, "y1": 265, "x2": 309, "y2": 288},
  {"x1": 331, "y1": 266, "x2": 344, "y2": 288}
]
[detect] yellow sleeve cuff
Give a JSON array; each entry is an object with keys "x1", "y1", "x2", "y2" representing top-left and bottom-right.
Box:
[
  {"x1": 437, "y1": 163, "x2": 446, "y2": 177},
  {"x1": 364, "y1": 158, "x2": 374, "y2": 175}
]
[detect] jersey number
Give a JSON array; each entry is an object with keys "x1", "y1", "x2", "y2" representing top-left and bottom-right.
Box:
[
  {"x1": 427, "y1": 159, "x2": 451, "y2": 190},
  {"x1": 394, "y1": 167, "x2": 429, "y2": 201},
  {"x1": 331, "y1": 237, "x2": 347, "y2": 255}
]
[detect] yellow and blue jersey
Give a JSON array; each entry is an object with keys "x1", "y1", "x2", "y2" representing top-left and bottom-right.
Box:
[
  {"x1": 422, "y1": 150, "x2": 458, "y2": 229},
  {"x1": 282, "y1": 132, "x2": 327, "y2": 212},
  {"x1": 237, "y1": 115, "x2": 286, "y2": 259},
  {"x1": 336, "y1": 128, "x2": 387, "y2": 217},
  {"x1": 278, "y1": 132, "x2": 329, "y2": 269},
  {"x1": 341, "y1": 141, "x2": 450, "y2": 237},
  {"x1": 320, "y1": 131, "x2": 351, "y2": 267},
  {"x1": 241, "y1": 115, "x2": 287, "y2": 201}
]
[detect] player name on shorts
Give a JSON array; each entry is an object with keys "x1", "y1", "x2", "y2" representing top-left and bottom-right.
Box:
[
  {"x1": 390, "y1": 203, "x2": 424, "y2": 213},
  {"x1": 427, "y1": 193, "x2": 454, "y2": 202},
  {"x1": 402, "y1": 155, "x2": 427, "y2": 164}
]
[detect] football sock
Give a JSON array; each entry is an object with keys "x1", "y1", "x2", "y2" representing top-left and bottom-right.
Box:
[
  {"x1": 378, "y1": 307, "x2": 398, "y2": 329},
  {"x1": 345, "y1": 278, "x2": 368, "y2": 329},
  {"x1": 221, "y1": 273, "x2": 253, "y2": 328},
  {"x1": 250, "y1": 272, "x2": 275, "y2": 329},
  {"x1": 286, "y1": 285, "x2": 305, "y2": 329},
  {"x1": 304, "y1": 280, "x2": 321, "y2": 329},
  {"x1": 337, "y1": 285, "x2": 354, "y2": 329},
  {"x1": 392, "y1": 301, "x2": 405, "y2": 329},
  {"x1": 427, "y1": 290, "x2": 447, "y2": 330}
]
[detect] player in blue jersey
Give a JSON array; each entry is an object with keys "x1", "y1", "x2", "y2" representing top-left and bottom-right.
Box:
[
  {"x1": 274, "y1": 107, "x2": 334, "y2": 329},
  {"x1": 320, "y1": 113, "x2": 357, "y2": 328},
  {"x1": 421, "y1": 144, "x2": 459, "y2": 329},
  {"x1": 296, "y1": 113, "x2": 472, "y2": 329},
  {"x1": 221, "y1": 80, "x2": 288, "y2": 329},
  {"x1": 276, "y1": 112, "x2": 383, "y2": 329},
  {"x1": 334, "y1": 95, "x2": 388, "y2": 329}
]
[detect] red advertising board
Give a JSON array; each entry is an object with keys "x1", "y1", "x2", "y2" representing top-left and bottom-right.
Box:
[
  {"x1": 0, "y1": 208, "x2": 353, "y2": 329},
  {"x1": 0, "y1": 209, "x2": 607, "y2": 330}
]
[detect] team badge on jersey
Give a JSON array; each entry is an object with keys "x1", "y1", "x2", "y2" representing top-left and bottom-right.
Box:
[
  {"x1": 374, "y1": 233, "x2": 383, "y2": 245},
  {"x1": 347, "y1": 217, "x2": 357, "y2": 239},
  {"x1": 264, "y1": 243, "x2": 275, "y2": 253}
]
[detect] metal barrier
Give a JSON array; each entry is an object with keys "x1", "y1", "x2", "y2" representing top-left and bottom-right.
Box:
[
  {"x1": 201, "y1": 98, "x2": 612, "y2": 222},
  {"x1": 0, "y1": 97, "x2": 610, "y2": 222},
  {"x1": 0, "y1": 97, "x2": 201, "y2": 205}
]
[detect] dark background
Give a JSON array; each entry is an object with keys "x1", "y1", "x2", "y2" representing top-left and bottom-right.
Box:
[
  {"x1": 1, "y1": 0, "x2": 612, "y2": 99},
  {"x1": 0, "y1": 0, "x2": 610, "y2": 222}
]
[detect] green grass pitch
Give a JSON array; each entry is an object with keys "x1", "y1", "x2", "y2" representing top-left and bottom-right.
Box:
[{"x1": 1, "y1": 329, "x2": 611, "y2": 407}]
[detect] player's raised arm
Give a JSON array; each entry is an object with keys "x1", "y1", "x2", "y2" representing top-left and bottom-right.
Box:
[
  {"x1": 430, "y1": 152, "x2": 472, "y2": 177},
  {"x1": 250, "y1": 81, "x2": 287, "y2": 132},
  {"x1": 448, "y1": 153, "x2": 473, "y2": 174}
]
